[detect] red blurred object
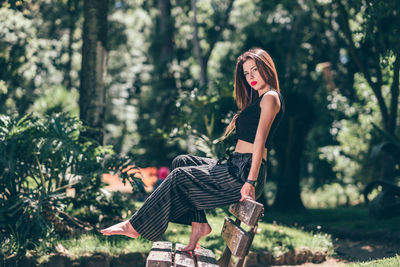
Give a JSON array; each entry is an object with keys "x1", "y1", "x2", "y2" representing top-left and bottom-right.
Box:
[{"x1": 158, "y1": 166, "x2": 170, "y2": 180}]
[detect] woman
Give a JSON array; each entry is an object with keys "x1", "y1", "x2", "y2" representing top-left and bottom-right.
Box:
[{"x1": 101, "y1": 47, "x2": 285, "y2": 252}]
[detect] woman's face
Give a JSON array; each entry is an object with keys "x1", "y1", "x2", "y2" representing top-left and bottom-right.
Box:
[{"x1": 243, "y1": 58, "x2": 268, "y2": 91}]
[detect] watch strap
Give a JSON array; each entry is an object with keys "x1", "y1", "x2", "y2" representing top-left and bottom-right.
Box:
[{"x1": 245, "y1": 179, "x2": 256, "y2": 186}]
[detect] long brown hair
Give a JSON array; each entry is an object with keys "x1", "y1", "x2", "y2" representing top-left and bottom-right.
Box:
[{"x1": 223, "y1": 48, "x2": 280, "y2": 138}]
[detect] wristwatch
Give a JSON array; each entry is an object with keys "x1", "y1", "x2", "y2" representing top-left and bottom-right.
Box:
[{"x1": 245, "y1": 179, "x2": 256, "y2": 186}]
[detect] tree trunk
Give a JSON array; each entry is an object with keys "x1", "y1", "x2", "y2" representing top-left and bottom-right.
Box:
[
  {"x1": 273, "y1": 116, "x2": 307, "y2": 211},
  {"x1": 257, "y1": 191, "x2": 269, "y2": 212},
  {"x1": 191, "y1": 0, "x2": 206, "y2": 88},
  {"x1": 158, "y1": 0, "x2": 174, "y2": 64},
  {"x1": 191, "y1": 0, "x2": 234, "y2": 89},
  {"x1": 156, "y1": 0, "x2": 176, "y2": 125},
  {"x1": 64, "y1": 0, "x2": 79, "y2": 90},
  {"x1": 79, "y1": 0, "x2": 108, "y2": 144},
  {"x1": 272, "y1": 84, "x2": 316, "y2": 211}
]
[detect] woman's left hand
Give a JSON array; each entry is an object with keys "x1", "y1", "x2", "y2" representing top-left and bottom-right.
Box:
[{"x1": 240, "y1": 183, "x2": 255, "y2": 201}]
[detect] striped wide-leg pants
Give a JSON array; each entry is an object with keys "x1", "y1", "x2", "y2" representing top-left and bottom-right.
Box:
[{"x1": 129, "y1": 152, "x2": 267, "y2": 241}]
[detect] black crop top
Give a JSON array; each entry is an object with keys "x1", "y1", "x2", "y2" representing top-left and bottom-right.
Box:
[{"x1": 235, "y1": 90, "x2": 284, "y2": 149}]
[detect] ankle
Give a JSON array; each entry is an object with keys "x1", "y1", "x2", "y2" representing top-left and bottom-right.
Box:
[
  {"x1": 192, "y1": 222, "x2": 208, "y2": 226},
  {"x1": 124, "y1": 221, "x2": 137, "y2": 233}
]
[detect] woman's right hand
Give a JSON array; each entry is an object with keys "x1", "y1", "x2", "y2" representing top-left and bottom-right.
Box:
[{"x1": 240, "y1": 182, "x2": 255, "y2": 201}]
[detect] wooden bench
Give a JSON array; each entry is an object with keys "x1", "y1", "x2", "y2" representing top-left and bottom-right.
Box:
[{"x1": 146, "y1": 198, "x2": 264, "y2": 267}]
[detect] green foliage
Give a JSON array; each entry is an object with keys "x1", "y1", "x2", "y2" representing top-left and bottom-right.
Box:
[
  {"x1": 0, "y1": 7, "x2": 36, "y2": 115},
  {"x1": 0, "y1": 0, "x2": 399, "y2": 215},
  {"x1": 361, "y1": 0, "x2": 400, "y2": 58},
  {"x1": 0, "y1": 4, "x2": 82, "y2": 117},
  {"x1": 319, "y1": 74, "x2": 382, "y2": 185},
  {"x1": 28, "y1": 85, "x2": 79, "y2": 118},
  {"x1": 301, "y1": 182, "x2": 363, "y2": 209},
  {"x1": 105, "y1": 4, "x2": 153, "y2": 156},
  {"x1": 0, "y1": 113, "x2": 141, "y2": 259},
  {"x1": 1, "y1": 113, "x2": 100, "y2": 197},
  {"x1": 170, "y1": 84, "x2": 236, "y2": 158}
]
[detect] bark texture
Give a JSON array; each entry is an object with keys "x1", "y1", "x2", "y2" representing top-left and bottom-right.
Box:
[{"x1": 79, "y1": 0, "x2": 108, "y2": 144}]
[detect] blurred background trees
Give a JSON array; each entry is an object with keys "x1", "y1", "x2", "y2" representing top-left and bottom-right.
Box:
[
  {"x1": 1, "y1": 0, "x2": 399, "y2": 261},
  {"x1": 0, "y1": 0, "x2": 399, "y2": 216}
]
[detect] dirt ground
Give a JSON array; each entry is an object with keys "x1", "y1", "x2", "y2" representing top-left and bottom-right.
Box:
[
  {"x1": 274, "y1": 258, "x2": 346, "y2": 267},
  {"x1": 273, "y1": 237, "x2": 400, "y2": 266},
  {"x1": 333, "y1": 237, "x2": 400, "y2": 264}
]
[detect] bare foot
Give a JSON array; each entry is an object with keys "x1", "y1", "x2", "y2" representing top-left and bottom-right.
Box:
[
  {"x1": 181, "y1": 222, "x2": 212, "y2": 252},
  {"x1": 100, "y1": 220, "x2": 140, "y2": 238}
]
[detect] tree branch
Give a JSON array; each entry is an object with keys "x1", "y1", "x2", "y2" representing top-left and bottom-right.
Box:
[
  {"x1": 204, "y1": 0, "x2": 234, "y2": 64},
  {"x1": 334, "y1": 0, "x2": 389, "y2": 126},
  {"x1": 389, "y1": 49, "x2": 400, "y2": 133},
  {"x1": 335, "y1": 0, "x2": 369, "y2": 81},
  {"x1": 191, "y1": 0, "x2": 234, "y2": 88},
  {"x1": 191, "y1": 0, "x2": 204, "y2": 86}
]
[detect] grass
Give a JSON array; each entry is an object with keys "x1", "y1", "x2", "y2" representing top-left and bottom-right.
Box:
[
  {"x1": 163, "y1": 207, "x2": 334, "y2": 257},
  {"x1": 59, "y1": 234, "x2": 153, "y2": 256},
  {"x1": 35, "y1": 205, "x2": 333, "y2": 263},
  {"x1": 34, "y1": 201, "x2": 400, "y2": 265},
  {"x1": 346, "y1": 255, "x2": 400, "y2": 267},
  {"x1": 36, "y1": 235, "x2": 153, "y2": 264},
  {"x1": 263, "y1": 206, "x2": 400, "y2": 233}
]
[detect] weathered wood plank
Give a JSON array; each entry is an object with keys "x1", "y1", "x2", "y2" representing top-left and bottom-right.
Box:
[
  {"x1": 146, "y1": 241, "x2": 173, "y2": 267},
  {"x1": 216, "y1": 246, "x2": 232, "y2": 267},
  {"x1": 174, "y1": 243, "x2": 195, "y2": 267},
  {"x1": 194, "y1": 247, "x2": 218, "y2": 267},
  {"x1": 221, "y1": 217, "x2": 250, "y2": 258},
  {"x1": 229, "y1": 199, "x2": 264, "y2": 227}
]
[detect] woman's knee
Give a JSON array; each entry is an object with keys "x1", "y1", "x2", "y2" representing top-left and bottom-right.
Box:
[
  {"x1": 169, "y1": 167, "x2": 191, "y2": 184},
  {"x1": 171, "y1": 154, "x2": 190, "y2": 170}
]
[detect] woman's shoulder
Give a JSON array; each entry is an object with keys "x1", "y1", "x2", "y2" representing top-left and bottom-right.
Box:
[
  {"x1": 264, "y1": 89, "x2": 281, "y2": 97},
  {"x1": 260, "y1": 89, "x2": 280, "y2": 102},
  {"x1": 259, "y1": 90, "x2": 281, "y2": 112}
]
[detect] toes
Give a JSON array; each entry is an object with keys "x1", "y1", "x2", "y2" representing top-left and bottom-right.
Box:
[
  {"x1": 181, "y1": 243, "x2": 196, "y2": 251},
  {"x1": 100, "y1": 228, "x2": 117, "y2": 235}
]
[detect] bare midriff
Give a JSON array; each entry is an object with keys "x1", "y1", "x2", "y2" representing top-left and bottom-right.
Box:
[{"x1": 234, "y1": 139, "x2": 268, "y2": 161}]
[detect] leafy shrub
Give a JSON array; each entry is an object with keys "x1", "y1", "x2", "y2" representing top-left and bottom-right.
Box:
[
  {"x1": 301, "y1": 182, "x2": 362, "y2": 208},
  {"x1": 0, "y1": 113, "x2": 141, "y2": 260}
]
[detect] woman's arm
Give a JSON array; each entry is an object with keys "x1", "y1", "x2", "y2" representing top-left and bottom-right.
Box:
[{"x1": 240, "y1": 91, "x2": 280, "y2": 201}]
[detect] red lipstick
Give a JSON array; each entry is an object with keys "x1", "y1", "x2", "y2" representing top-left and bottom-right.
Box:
[{"x1": 251, "y1": 81, "x2": 257, "y2": 86}]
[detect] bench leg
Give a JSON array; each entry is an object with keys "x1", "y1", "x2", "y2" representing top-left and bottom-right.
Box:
[
  {"x1": 234, "y1": 256, "x2": 247, "y2": 267},
  {"x1": 217, "y1": 247, "x2": 232, "y2": 267}
]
